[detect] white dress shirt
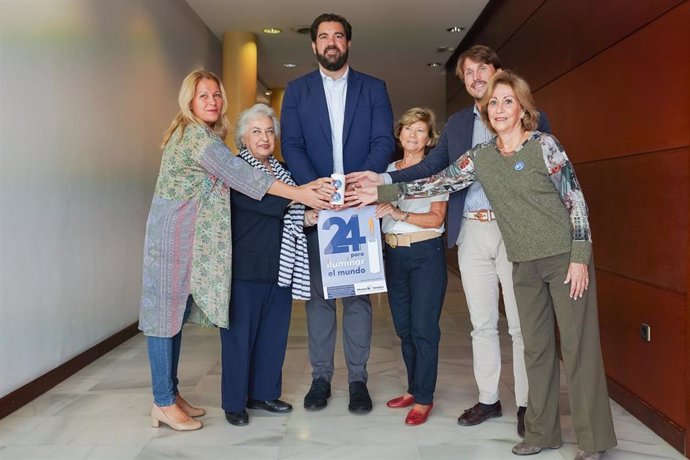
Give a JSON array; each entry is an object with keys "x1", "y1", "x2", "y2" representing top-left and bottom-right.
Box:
[{"x1": 320, "y1": 67, "x2": 349, "y2": 174}]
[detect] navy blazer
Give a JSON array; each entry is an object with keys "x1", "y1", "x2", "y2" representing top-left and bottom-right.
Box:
[
  {"x1": 281, "y1": 68, "x2": 395, "y2": 185},
  {"x1": 389, "y1": 107, "x2": 551, "y2": 248}
]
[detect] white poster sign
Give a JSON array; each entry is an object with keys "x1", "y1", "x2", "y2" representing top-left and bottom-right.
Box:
[{"x1": 317, "y1": 206, "x2": 387, "y2": 299}]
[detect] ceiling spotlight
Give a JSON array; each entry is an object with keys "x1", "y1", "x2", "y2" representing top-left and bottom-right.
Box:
[
  {"x1": 294, "y1": 26, "x2": 311, "y2": 35},
  {"x1": 263, "y1": 28, "x2": 282, "y2": 34},
  {"x1": 265, "y1": 90, "x2": 273, "y2": 96},
  {"x1": 436, "y1": 45, "x2": 455, "y2": 53},
  {"x1": 446, "y1": 26, "x2": 465, "y2": 33},
  {"x1": 427, "y1": 62, "x2": 443, "y2": 68},
  {"x1": 283, "y1": 63, "x2": 297, "y2": 68}
]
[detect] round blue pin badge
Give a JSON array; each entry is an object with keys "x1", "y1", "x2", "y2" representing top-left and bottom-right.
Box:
[{"x1": 514, "y1": 161, "x2": 525, "y2": 171}]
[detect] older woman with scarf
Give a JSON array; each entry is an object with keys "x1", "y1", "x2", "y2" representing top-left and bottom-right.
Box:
[
  {"x1": 220, "y1": 103, "x2": 318, "y2": 426},
  {"x1": 347, "y1": 71, "x2": 616, "y2": 460},
  {"x1": 140, "y1": 71, "x2": 333, "y2": 432}
]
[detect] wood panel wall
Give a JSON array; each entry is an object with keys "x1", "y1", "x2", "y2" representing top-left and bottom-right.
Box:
[{"x1": 447, "y1": 0, "x2": 690, "y2": 454}]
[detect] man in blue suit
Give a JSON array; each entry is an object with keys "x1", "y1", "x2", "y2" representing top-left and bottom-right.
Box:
[
  {"x1": 383, "y1": 45, "x2": 550, "y2": 436},
  {"x1": 281, "y1": 13, "x2": 394, "y2": 414}
]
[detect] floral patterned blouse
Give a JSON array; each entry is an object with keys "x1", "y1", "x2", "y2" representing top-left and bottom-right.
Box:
[
  {"x1": 139, "y1": 123, "x2": 275, "y2": 337},
  {"x1": 379, "y1": 131, "x2": 592, "y2": 264}
]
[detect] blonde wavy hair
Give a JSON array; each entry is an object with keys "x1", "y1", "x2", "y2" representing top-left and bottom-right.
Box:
[
  {"x1": 479, "y1": 70, "x2": 540, "y2": 134},
  {"x1": 394, "y1": 107, "x2": 440, "y2": 148},
  {"x1": 160, "y1": 69, "x2": 230, "y2": 148}
]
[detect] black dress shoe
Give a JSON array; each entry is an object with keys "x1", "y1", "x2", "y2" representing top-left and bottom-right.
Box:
[
  {"x1": 348, "y1": 381, "x2": 372, "y2": 413},
  {"x1": 457, "y1": 401, "x2": 502, "y2": 426},
  {"x1": 247, "y1": 399, "x2": 293, "y2": 413},
  {"x1": 225, "y1": 410, "x2": 249, "y2": 426},
  {"x1": 304, "y1": 378, "x2": 331, "y2": 410},
  {"x1": 517, "y1": 406, "x2": 526, "y2": 437}
]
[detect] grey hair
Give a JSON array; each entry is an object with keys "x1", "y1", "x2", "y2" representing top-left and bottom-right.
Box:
[{"x1": 234, "y1": 103, "x2": 280, "y2": 148}]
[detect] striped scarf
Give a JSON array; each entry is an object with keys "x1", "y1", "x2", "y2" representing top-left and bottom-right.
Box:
[{"x1": 238, "y1": 148, "x2": 311, "y2": 300}]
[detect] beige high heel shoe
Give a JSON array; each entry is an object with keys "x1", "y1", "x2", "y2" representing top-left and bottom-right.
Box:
[
  {"x1": 176, "y1": 395, "x2": 206, "y2": 417},
  {"x1": 151, "y1": 405, "x2": 203, "y2": 431}
]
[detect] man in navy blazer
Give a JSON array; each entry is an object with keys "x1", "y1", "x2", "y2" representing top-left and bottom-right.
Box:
[
  {"x1": 386, "y1": 45, "x2": 550, "y2": 437},
  {"x1": 281, "y1": 13, "x2": 394, "y2": 414}
]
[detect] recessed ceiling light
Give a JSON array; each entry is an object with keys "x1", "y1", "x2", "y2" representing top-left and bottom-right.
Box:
[
  {"x1": 263, "y1": 28, "x2": 282, "y2": 34},
  {"x1": 427, "y1": 62, "x2": 443, "y2": 68},
  {"x1": 446, "y1": 26, "x2": 465, "y2": 33},
  {"x1": 436, "y1": 45, "x2": 455, "y2": 53},
  {"x1": 283, "y1": 63, "x2": 297, "y2": 68},
  {"x1": 265, "y1": 90, "x2": 273, "y2": 96},
  {"x1": 293, "y1": 26, "x2": 311, "y2": 35}
]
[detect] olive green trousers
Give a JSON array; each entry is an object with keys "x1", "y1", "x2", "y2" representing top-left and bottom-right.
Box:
[{"x1": 512, "y1": 253, "x2": 617, "y2": 452}]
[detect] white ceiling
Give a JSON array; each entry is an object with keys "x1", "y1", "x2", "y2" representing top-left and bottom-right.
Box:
[{"x1": 185, "y1": 0, "x2": 489, "y2": 121}]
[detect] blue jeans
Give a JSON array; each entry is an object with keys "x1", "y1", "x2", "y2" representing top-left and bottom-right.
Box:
[{"x1": 146, "y1": 295, "x2": 193, "y2": 406}]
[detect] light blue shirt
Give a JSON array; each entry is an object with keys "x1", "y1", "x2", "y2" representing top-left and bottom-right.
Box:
[
  {"x1": 463, "y1": 105, "x2": 494, "y2": 213},
  {"x1": 321, "y1": 67, "x2": 349, "y2": 174}
]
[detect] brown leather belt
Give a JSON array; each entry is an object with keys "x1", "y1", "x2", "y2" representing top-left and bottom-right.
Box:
[
  {"x1": 464, "y1": 209, "x2": 496, "y2": 222},
  {"x1": 384, "y1": 230, "x2": 441, "y2": 248}
]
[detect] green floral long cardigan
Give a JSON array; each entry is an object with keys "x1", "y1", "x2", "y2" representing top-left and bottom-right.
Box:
[{"x1": 139, "y1": 124, "x2": 275, "y2": 337}]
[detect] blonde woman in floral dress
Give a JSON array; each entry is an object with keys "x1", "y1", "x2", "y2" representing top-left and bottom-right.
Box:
[{"x1": 140, "y1": 70, "x2": 334, "y2": 431}]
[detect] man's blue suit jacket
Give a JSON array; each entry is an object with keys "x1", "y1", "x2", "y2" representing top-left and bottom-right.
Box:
[
  {"x1": 281, "y1": 68, "x2": 394, "y2": 185},
  {"x1": 389, "y1": 107, "x2": 551, "y2": 248}
]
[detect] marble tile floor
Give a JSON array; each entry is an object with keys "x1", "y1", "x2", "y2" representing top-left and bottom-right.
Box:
[{"x1": 0, "y1": 270, "x2": 684, "y2": 460}]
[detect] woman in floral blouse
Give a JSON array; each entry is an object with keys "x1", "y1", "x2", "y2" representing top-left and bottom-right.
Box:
[
  {"x1": 140, "y1": 70, "x2": 334, "y2": 432},
  {"x1": 347, "y1": 71, "x2": 616, "y2": 460}
]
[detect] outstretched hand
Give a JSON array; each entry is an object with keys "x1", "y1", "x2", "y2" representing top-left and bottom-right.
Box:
[
  {"x1": 296, "y1": 177, "x2": 335, "y2": 210},
  {"x1": 564, "y1": 262, "x2": 589, "y2": 299},
  {"x1": 375, "y1": 203, "x2": 394, "y2": 218},
  {"x1": 345, "y1": 185, "x2": 379, "y2": 208},
  {"x1": 346, "y1": 171, "x2": 384, "y2": 189}
]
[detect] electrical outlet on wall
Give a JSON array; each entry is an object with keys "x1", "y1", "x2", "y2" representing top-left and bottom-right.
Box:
[{"x1": 640, "y1": 323, "x2": 651, "y2": 342}]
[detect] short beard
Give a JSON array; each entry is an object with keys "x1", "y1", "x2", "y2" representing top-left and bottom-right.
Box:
[{"x1": 316, "y1": 48, "x2": 349, "y2": 72}]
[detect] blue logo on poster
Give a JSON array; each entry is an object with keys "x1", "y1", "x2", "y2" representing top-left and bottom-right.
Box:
[
  {"x1": 322, "y1": 215, "x2": 367, "y2": 254},
  {"x1": 514, "y1": 161, "x2": 525, "y2": 171},
  {"x1": 317, "y1": 206, "x2": 387, "y2": 299}
]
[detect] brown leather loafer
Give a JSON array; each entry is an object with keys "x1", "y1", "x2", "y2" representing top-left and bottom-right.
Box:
[{"x1": 457, "y1": 401, "x2": 502, "y2": 426}]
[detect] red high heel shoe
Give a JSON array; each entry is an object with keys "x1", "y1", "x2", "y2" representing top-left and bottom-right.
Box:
[
  {"x1": 387, "y1": 395, "x2": 415, "y2": 408},
  {"x1": 405, "y1": 403, "x2": 433, "y2": 426}
]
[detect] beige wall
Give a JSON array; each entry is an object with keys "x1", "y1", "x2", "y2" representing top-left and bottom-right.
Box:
[{"x1": 0, "y1": 0, "x2": 222, "y2": 398}]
